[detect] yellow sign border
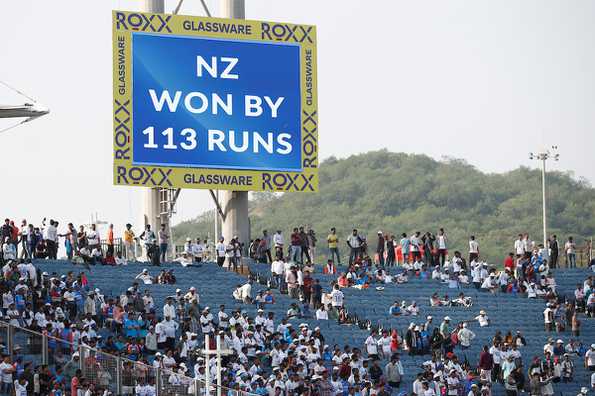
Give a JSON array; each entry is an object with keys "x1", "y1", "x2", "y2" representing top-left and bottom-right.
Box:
[{"x1": 112, "y1": 10, "x2": 318, "y2": 192}]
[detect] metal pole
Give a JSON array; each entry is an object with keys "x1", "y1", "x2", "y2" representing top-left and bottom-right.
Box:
[
  {"x1": 220, "y1": 0, "x2": 250, "y2": 269},
  {"x1": 204, "y1": 334, "x2": 211, "y2": 395},
  {"x1": 6, "y1": 325, "x2": 13, "y2": 361},
  {"x1": 156, "y1": 368, "x2": 162, "y2": 396},
  {"x1": 41, "y1": 332, "x2": 48, "y2": 365},
  {"x1": 216, "y1": 336, "x2": 222, "y2": 396},
  {"x1": 116, "y1": 356, "x2": 123, "y2": 395},
  {"x1": 541, "y1": 158, "x2": 547, "y2": 248},
  {"x1": 141, "y1": 1, "x2": 166, "y2": 261},
  {"x1": 215, "y1": 190, "x2": 219, "y2": 241}
]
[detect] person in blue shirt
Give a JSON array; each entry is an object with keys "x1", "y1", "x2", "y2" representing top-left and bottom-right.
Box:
[
  {"x1": 323, "y1": 346, "x2": 333, "y2": 361},
  {"x1": 389, "y1": 301, "x2": 402, "y2": 316},
  {"x1": 124, "y1": 317, "x2": 139, "y2": 338}
]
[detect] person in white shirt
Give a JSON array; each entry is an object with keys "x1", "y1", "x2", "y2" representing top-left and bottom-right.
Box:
[
  {"x1": 432, "y1": 265, "x2": 442, "y2": 280},
  {"x1": 1, "y1": 238, "x2": 16, "y2": 261},
  {"x1": 316, "y1": 305, "x2": 328, "y2": 320},
  {"x1": 437, "y1": 228, "x2": 448, "y2": 266},
  {"x1": 199, "y1": 307, "x2": 214, "y2": 334},
  {"x1": 232, "y1": 281, "x2": 252, "y2": 303},
  {"x1": 468, "y1": 235, "x2": 479, "y2": 263},
  {"x1": 514, "y1": 234, "x2": 525, "y2": 257},
  {"x1": 43, "y1": 219, "x2": 59, "y2": 259},
  {"x1": 13, "y1": 378, "x2": 27, "y2": 396},
  {"x1": 364, "y1": 331, "x2": 379, "y2": 358},
  {"x1": 565, "y1": 236, "x2": 577, "y2": 268},
  {"x1": 135, "y1": 269, "x2": 153, "y2": 284},
  {"x1": 273, "y1": 230, "x2": 284, "y2": 257},
  {"x1": 163, "y1": 298, "x2": 176, "y2": 320},
  {"x1": 0, "y1": 355, "x2": 15, "y2": 394},
  {"x1": 215, "y1": 237, "x2": 226, "y2": 267},
  {"x1": 475, "y1": 310, "x2": 490, "y2": 327},
  {"x1": 457, "y1": 323, "x2": 475, "y2": 348},
  {"x1": 271, "y1": 258, "x2": 286, "y2": 287},
  {"x1": 86, "y1": 224, "x2": 100, "y2": 250},
  {"x1": 481, "y1": 275, "x2": 497, "y2": 293},
  {"x1": 330, "y1": 285, "x2": 344, "y2": 311},
  {"x1": 191, "y1": 238, "x2": 204, "y2": 263},
  {"x1": 585, "y1": 344, "x2": 595, "y2": 371}
]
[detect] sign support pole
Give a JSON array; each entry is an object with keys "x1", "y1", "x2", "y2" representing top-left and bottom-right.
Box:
[
  {"x1": 220, "y1": 0, "x2": 250, "y2": 263},
  {"x1": 141, "y1": 0, "x2": 167, "y2": 259}
]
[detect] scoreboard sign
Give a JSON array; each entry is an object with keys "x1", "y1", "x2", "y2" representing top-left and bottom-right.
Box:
[{"x1": 112, "y1": 11, "x2": 318, "y2": 192}]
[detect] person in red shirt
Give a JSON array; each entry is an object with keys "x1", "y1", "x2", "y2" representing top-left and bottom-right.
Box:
[
  {"x1": 71, "y1": 369, "x2": 81, "y2": 396},
  {"x1": 290, "y1": 228, "x2": 302, "y2": 264},
  {"x1": 478, "y1": 345, "x2": 494, "y2": 378},
  {"x1": 504, "y1": 252, "x2": 515, "y2": 272},
  {"x1": 323, "y1": 259, "x2": 337, "y2": 274}
]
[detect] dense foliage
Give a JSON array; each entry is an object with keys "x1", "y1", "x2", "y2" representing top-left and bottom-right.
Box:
[{"x1": 173, "y1": 150, "x2": 595, "y2": 263}]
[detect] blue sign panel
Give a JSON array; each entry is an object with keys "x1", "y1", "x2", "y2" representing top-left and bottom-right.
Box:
[{"x1": 132, "y1": 33, "x2": 302, "y2": 171}]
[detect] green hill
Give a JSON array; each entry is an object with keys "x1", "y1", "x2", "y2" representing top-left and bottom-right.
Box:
[{"x1": 173, "y1": 150, "x2": 595, "y2": 264}]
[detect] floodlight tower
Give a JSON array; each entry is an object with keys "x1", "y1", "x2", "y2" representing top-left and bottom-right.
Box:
[{"x1": 529, "y1": 146, "x2": 560, "y2": 249}]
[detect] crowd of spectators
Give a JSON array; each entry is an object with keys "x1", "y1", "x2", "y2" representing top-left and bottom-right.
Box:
[{"x1": 0, "y1": 217, "x2": 593, "y2": 396}]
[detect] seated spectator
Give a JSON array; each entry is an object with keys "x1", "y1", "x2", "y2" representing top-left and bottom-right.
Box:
[
  {"x1": 389, "y1": 301, "x2": 402, "y2": 316},
  {"x1": 431, "y1": 265, "x2": 441, "y2": 280},
  {"x1": 135, "y1": 269, "x2": 153, "y2": 285},
  {"x1": 451, "y1": 293, "x2": 473, "y2": 308},
  {"x1": 405, "y1": 301, "x2": 419, "y2": 316},
  {"x1": 316, "y1": 305, "x2": 328, "y2": 320},
  {"x1": 323, "y1": 260, "x2": 337, "y2": 275}
]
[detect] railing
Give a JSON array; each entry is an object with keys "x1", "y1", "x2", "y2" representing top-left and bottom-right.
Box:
[{"x1": 0, "y1": 321, "x2": 255, "y2": 396}]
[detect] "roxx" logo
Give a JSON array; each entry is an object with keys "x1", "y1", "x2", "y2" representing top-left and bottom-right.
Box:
[
  {"x1": 116, "y1": 166, "x2": 173, "y2": 186},
  {"x1": 261, "y1": 23, "x2": 313, "y2": 43},
  {"x1": 261, "y1": 173, "x2": 315, "y2": 192},
  {"x1": 115, "y1": 12, "x2": 172, "y2": 33}
]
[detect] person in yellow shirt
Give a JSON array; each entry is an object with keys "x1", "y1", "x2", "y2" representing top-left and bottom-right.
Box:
[
  {"x1": 327, "y1": 227, "x2": 341, "y2": 265},
  {"x1": 123, "y1": 223, "x2": 136, "y2": 261}
]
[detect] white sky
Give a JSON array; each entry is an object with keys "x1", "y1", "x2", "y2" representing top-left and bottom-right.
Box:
[{"x1": 1, "y1": 0, "x2": 594, "y2": 237}]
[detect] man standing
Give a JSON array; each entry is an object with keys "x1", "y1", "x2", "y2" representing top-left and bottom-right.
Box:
[
  {"x1": 327, "y1": 228, "x2": 340, "y2": 265},
  {"x1": 158, "y1": 224, "x2": 169, "y2": 263},
  {"x1": 386, "y1": 235, "x2": 396, "y2": 267},
  {"x1": 123, "y1": 224, "x2": 136, "y2": 261},
  {"x1": 290, "y1": 228, "x2": 302, "y2": 264},
  {"x1": 330, "y1": 284, "x2": 344, "y2": 315},
  {"x1": 565, "y1": 236, "x2": 576, "y2": 268},
  {"x1": 271, "y1": 256, "x2": 285, "y2": 289},
  {"x1": 106, "y1": 224, "x2": 115, "y2": 259},
  {"x1": 549, "y1": 235, "x2": 559, "y2": 269},
  {"x1": 399, "y1": 233, "x2": 410, "y2": 265},
  {"x1": 192, "y1": 237, "x2": 204, "y2": 264},
  {"x1": 469, "y1": 236, "x2": 479, "y2": 263},
  {"x1": 262, "y1": 230, "x2": 272, "y2": 263},
  {"x1": 18, "y1": 220, "x2": 28, "y2": 259},
  {"x1": 299, "y1": 226, "x2": 311, "y2": 264},
  {"x1": 376, "y1": 231, "x2": 385, "y2": 266},
  {"x1": 215, "y1": 237, "x2": 226, "y2": 267},
  {"x1": 307, "y1": 229, "x2": 317, "y2": 263},
  {"x1": 140, "y1": 224, "x2": 156, "y2": 261},
  {"x1": 44, "y1": 219, "x2": 59, "y2": 259},
  {"x1": 437, "y1": 228, "x2": 448, "y2": 266},
  {"x1": 86, "y1": 224, "x2": 100, "y2": 253},
  {"x1": 514, "y1": 234, "x2": 525, "y2": 258},
  {"x1": 385, "y1": 354, "x2": 404, "y2": 389},
  {"x1": 273, "y1": 230, "x2": 284, "y2": 259},
  {"x1": 346, "y1": 229, "x2": 361, "y2": 265},
  {"x1": 409, "y1": 232, "x2": 421, "y2": 262}
]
